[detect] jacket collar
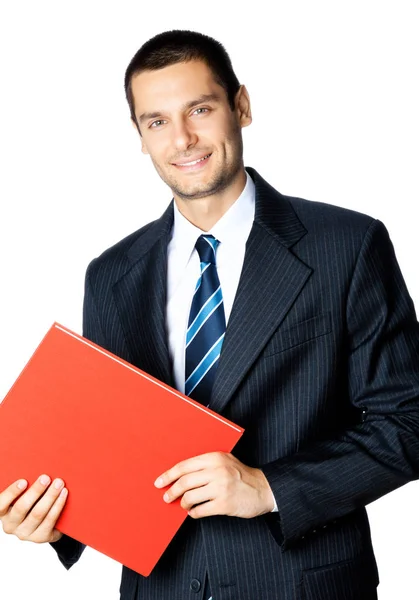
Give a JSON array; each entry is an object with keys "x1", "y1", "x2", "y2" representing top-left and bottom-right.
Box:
[{"x1": 113, "y1": 167, "x2": 311, "y2": 412}]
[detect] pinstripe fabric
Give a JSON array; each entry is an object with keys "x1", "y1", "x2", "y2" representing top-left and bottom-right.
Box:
[{"x1": 50, "y1": 167, "x2": 419, "y2": 599}]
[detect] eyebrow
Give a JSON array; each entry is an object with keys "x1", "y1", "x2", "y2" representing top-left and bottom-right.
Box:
[{"x1": 138, "y1": 93, "x2": 222, "y2": 124}]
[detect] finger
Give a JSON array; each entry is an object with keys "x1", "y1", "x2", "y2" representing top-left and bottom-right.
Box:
[
  {"x1": 155, "y1": 456, "x2": 207, "y2": 489},
  {"x1": 50, "y1": 528, "x2": 65, "y2": 544},
  {"x1": 28, "y1": 488, "x2": 68, "y2": 543},
  {"x1": 180, "y1": 483, "x2": 217, "y2": 511},
  {"x1": 6, "y1": 474, "x2": 52, "y2": 529},
  {"x1": 188, "y1": 499, "x2": 221, "y2": 519},
  {"x1": 14, "y1": 478, "x2": 65, "y2": 539},
  {"x1": 0, "y1": 480, "x2": 28, "y2": 518},
  {"x1": 164, "y1": 470, "x2": 212, "y2": 503},
  {"x1": 155, "y1": 452, "x2": 226, "y2": 488}
]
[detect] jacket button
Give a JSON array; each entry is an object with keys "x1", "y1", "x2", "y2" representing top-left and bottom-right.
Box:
[{"x1": 190, "y1": 579, "x2": 201, "y2": 593}]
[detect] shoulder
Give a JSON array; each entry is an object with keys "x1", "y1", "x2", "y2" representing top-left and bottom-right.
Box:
[
  {"x1": 285, "y1": 193, "x2": 376, "y2": 235},
  {"x1": 85, "y1": 219, "x2": 158, "y2": 286},
  {"x1": 287, "y1": 196, "x2": 394, "y2": 263},
  {"x1": 248, "y1": 167, "x2": 378, "y2": 242},
  {"x1": 283, "y1": 194, "x2": 391, "y2": 268}
]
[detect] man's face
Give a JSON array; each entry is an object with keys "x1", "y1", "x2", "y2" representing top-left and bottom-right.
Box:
[{"x1": 130, "y1": 60, "x2": 251, "y2": 201}]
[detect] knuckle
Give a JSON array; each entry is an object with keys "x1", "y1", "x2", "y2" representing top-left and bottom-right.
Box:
[
  {"x1": 179, "y1": 474, "x2": 191, "y2": 490},
  {"x1": 42, "y1": 505, "x2": 56, "y2": 521},
  {"x1": 40, "y1": 516, "x2": 53, "y2": 531},
  {"x1": 214, "y1": 451, "x2": 225, "y2": 464},
  {"x1": 171, "y1": 466, "x2": 181, "y2": 479},
  {"x1": 2, "y1": 522, "x2": 14, "y2": 535},
  {"x1": 226, "y1": 465, "x2": 240, "y2": 480},
  {"x1": 52, "y1": 506, "x2": 64, "y2": 523},
  {"x1": 172, "y1": 486, "x2": 181, "y2": 501},
  {"x1": 169, "y1": 483, "x2": 178, "y2": 498},
  {"x1": 217, "y1": 465, "x2": 231, "y2": 481},
  {"x1": 182, "y1": 491, "x2": 193, "y2": 507},
  {"x1": 11, "y1": 504, "x2": 26, "y2": 520},
  {"x1": 175, "y1": 479, "x2": 187, "y2": 495},
  {"x1": 38, "y1": 523, "x2": 54, "y2": 540},
  {"x1": 30, "y1": 508, "x2": 44, "y2": 522},
  {"x1": 0, "y1": 496, "x2": 14, "y2": 517}
]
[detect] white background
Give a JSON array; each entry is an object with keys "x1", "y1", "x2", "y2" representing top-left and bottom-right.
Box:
[{"x1": 0, "y1": 1, "x2": 418, "y2": 598}]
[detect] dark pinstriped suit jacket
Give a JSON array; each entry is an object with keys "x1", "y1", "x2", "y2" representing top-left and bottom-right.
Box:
[{"x1": 51, "y1": 167, "x2": 419, "y2": 599}]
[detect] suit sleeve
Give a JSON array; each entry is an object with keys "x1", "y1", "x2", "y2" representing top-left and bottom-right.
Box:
[
  {"x1": 261, "y1": 219, "x2": 419, "y2": 549},
  {"x1": 50, "y1": 263, "x2": 104, "y2": 568}
]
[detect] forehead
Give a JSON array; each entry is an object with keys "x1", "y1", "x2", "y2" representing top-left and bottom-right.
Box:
[{"x1": 130, "y1": 60, "x2": 227, "y2": 117}]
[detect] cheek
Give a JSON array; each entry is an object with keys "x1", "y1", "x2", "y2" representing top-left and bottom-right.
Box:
[
  {"x1": 197, "y1": 115, "x2": 231, "y2": 141},
  {"x1": 144, "y1": 139, "x2": 170, "y2": 164},
  {"x1": 213, "y1": 118, "x2": 241, "y2": 150}
]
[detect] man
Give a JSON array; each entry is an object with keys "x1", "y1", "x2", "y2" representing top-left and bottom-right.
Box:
[{"x1": 1, "y1": 29, "x2": 419, "y2": 600}]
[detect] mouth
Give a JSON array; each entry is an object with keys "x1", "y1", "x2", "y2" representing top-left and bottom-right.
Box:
[{"x1": 172, "y1": 153, "x2": 212, "y2": 171}]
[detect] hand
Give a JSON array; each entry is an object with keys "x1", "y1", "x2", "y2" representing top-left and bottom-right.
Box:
[
  {"x1": 0, "y1": 475, "x2": 68, "y2": 543},
  {"x1": 154, "y1": 452, "x2": 274, "y2": 519}
]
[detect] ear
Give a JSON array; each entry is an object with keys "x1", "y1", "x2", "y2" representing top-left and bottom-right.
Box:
[
  {"x1": 131, "y1": 118, "x2": 149, "y2": 154},
  {"x1": 235, "y1": 85, "x2": 252, "y2": 128}
]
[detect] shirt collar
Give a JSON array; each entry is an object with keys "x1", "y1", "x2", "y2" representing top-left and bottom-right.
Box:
[{"x1": 170, "y1": 170, "x2": 256, "y2": 268}]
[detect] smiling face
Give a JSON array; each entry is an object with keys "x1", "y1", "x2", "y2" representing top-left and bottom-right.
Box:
[{"x1": 130, "y1": 60, "x2": 251, "y2": 204}]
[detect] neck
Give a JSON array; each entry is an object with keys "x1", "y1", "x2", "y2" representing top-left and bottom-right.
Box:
[{"x1": 174, "y1": 169, "x2": 247, "y2": 231}]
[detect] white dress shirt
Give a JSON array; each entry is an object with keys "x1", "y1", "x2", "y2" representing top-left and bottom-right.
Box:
[{"x1": 166, "y1": 171, "x2": 278, "y2": 513}]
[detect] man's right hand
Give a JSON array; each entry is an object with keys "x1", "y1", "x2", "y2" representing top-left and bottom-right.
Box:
[{"x1": 0, "y1": 475, "x2": 68, "y2": 543}]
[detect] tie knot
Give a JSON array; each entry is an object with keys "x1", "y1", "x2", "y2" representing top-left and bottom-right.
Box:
[{"x1": 195, "y1": 235, "x2": 219, "y2": 265}]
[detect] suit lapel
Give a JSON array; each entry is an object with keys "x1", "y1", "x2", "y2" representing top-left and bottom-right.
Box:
[
  {"x1": 210, "y1": 168, "x2": 312, "y2": 415},
  {"x1": 112, "y1": 203, "x2": 174, "y2": 386},
  {"x1": 111, "y1": 168, "x2": 312, "y2": 411}
]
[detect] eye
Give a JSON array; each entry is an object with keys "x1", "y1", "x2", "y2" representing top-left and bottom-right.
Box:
[
  {"x1": 150, "y1": 120, "x2": 166, "y2": 129},
  {"x1": 193, "y1": 107, "x2": 209, "y2": 115}
]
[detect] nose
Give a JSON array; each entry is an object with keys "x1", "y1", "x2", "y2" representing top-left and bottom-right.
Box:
[{"x1": 172, "y1": 117, "x2": 198, "y2": 151}]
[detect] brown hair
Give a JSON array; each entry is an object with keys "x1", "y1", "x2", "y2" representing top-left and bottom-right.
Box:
[{"x1": 124, "y1": 30, "x2": 241, "y2": 132}]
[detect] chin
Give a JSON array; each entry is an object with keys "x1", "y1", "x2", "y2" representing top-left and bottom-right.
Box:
[
  {"x1": 176, "y1": 186, "x2": 214, "y2": 201},
  {"x1": 171, "y1": 177, "x2": 214, "y2": 199}
]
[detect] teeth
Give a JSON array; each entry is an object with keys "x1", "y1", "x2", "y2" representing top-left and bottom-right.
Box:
[{"x1": 177, "y1": 154, "x2": 210, "y2": 166}]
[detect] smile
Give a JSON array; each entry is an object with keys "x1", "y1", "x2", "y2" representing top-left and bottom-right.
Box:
[{"x1": 173, "y1": 154, "x2": 211, "y2": 167}]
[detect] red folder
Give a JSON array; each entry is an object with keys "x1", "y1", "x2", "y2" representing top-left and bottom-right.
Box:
[{"x1": 0, "y1": 323, "x2": 244, "y2": 575}]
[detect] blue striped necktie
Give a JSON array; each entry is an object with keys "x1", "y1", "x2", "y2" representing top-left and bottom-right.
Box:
[{"x1": 185, "y1": 235, "x2": 226, "y2": 405}]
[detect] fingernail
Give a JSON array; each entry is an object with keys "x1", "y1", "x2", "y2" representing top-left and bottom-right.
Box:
[
  {"x1": 17, "y1": 480, "x2": 27, "y2": 490},
  {"x1": 154, "y1": 478, "x2": 163, "y2": 488},
  {"x1": 60, "y1": 488, "x2": 68, "y2": 498},
  {"x1": 40, "y1": 475, "x2": 50, "y2": 486},
  {"x1": 54, "y1": 479, "x2": 64, "y2": 490},
  {"x1": 163, "y1": 493, "x2": 170, "y2": 503}
]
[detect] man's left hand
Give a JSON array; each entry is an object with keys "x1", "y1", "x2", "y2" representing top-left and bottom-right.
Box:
[{"x1": 154, "y1": 452, "x2": 274, "y2": 519}]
